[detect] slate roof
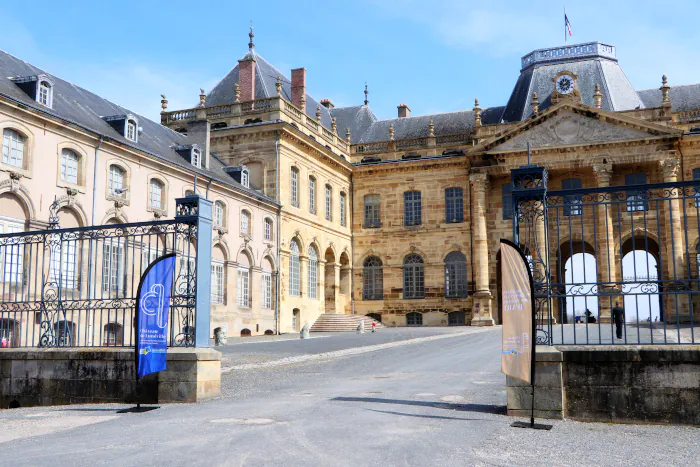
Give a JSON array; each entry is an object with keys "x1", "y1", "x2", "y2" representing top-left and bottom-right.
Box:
[
  {"x1": 636, "y1": 84, "x2": 700, "y2": 113},
  {"x1": 329, "y1": 105, "x2": 377, "y2": 144},
  {"x1": 0, "y1": 49, "x2": 273, "y2": 202},
  {"x1": 356, "y1": 110, "x2": 475, "y2": 143},
  {"x1": 206, "y1": 51, "x2": 334, "y2": 131}
]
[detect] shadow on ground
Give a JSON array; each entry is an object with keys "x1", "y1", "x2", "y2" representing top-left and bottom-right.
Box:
[{"x1": 331, "y1": 396, "x2": 506, "y2": 415}]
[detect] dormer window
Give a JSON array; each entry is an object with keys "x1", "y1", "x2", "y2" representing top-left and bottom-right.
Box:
[
  {"x1": 11, "y1": 74, "x2": 55, "y2": 108},
  {"x1": 126, "y1": 120, "x2": 137, "y2": 142},
  {"x1": 103, "y1": 114, "x2": 139, "y2": 143},
  {"x1": 241, "y1": 166, "x2": 250, "y2": 188},
  {"x1": 192, "y1": 148, "x2": 202, "y2": 168}
]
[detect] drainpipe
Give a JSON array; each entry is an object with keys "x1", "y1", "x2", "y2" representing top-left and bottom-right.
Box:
[
  {"x1": 275, "y1": 131, "x2": 282, "y2": 335},
  {"x1": 91, "y1": 137, "x2": 103, "y2": 224}
]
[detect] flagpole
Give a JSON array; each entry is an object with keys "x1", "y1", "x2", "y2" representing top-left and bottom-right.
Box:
[{"x1": 564, "y1": 7, "x2": 567, "y2": 45}]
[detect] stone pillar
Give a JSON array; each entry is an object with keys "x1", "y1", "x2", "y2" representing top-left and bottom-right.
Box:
[
  {"x1": 318, "y1": 260, "x2": 327, "y2": 313},
  {"x1": 334, "y1": 263, "x2": 342, "y2": 314},
  {"x1": 469, "y1": 172, "x2": 494, "y2": 326},
  {"x1": 661, "y1": 158, "x2": 690, "y2": 321},
  {"x1": 592, "y1": 161, "x2": 618, "y2": 323}
]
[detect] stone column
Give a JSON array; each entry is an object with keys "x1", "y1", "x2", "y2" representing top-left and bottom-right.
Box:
[
  {"x1": 469, "y1": 172, "x2": 494, "y2": 326},
  {"x1": 661, "y1": 158, "x2": 690, "y2": 321},
  {"x1": 334, "y1": 263, "x2": 342, "y2": 314},
  {"x1": 592, "y1": 161, "x2": 618, "y2": 323},
  {"x1": 318, "y1": 260, "x2": 327, "y2": 314}
]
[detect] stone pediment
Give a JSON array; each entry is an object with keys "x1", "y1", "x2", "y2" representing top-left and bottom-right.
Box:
[{"x1": 480, "y1": 103, "x2": 681, "y2": 154}]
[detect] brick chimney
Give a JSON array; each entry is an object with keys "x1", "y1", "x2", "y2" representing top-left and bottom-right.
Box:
[
  {"x1": 320, "y1": 98, "x2": 334, "y2": 109},
  {"x1": 238, "y1": 57, "x2": 256, "y2": 102},
  {"x1": 398, "y1": 103, "x2": 411, "y2": 118},
  {"x1": 291, "y1": 68, "x2": 306, "y2": 110}
]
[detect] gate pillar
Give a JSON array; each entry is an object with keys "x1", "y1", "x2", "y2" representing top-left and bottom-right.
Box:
[
  {"x1": 469, "y1": 172, "x2": 494, "y2": 326},
  {"x1": 176, "y1": 195, "x2": 213, "y2": 347}
]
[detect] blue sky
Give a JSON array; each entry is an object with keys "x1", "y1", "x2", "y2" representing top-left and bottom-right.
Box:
[{"x1": 1, "y1": 0, "x2": 698, "y2": 122}]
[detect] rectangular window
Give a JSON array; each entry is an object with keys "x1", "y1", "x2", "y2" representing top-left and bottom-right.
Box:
[
  {"x1": 309, "y1": 177, "x2": 316, "y2": 213},
  {"x1": 108, "y1": 166, "x2": 124, "y2": 196},
  {"x1": 241, "y1": 169, "x2": 249, "y2": 188},
  {"x1": 264, "y1": 219, "x2": 272, "y2": 241},
  {"x1": 2, "y1": 129, "x2": 24, "y2": 168},
  {"x1": 290, "y1": 255, "x2": 300, "y2": 297},
  {"x1": 241, "y1": 212, "x2": 250, "y2": 235},
  {"x1": 237, "y1": 268, "x2": 250, "y2": 307},
  {"x1": 445, "y1": 188, "x2": 464, "y2": 223},
  {"x1": 340, "y1": 193, "x2": 347, "y2": 227},
  {"x1": 364, "y1": 194, "x2": 381, "y2": 228},
  {"x1": 625, "y1": 173, "x2": 648, "y2": 212},
  {"x1": 39, "y1": 84, "x2": 50, "y2": 106},
  {"x1": 50, "y1": 238, "x2": 77, "y2": 289},
  {"x1": 404, "y1": 191, "x2": 422, "y2": 226},
  {"x1": 291, "y1": 169, "x2": 299, "y2": 207},
  {"x1": 126, "y1": 122, "x2": 136, "y2": 141},
  {"x1": 262, "y1": 273, "x2": 272, "y2": 309},
  {"x1": 214, "y1": 202, "x2": 224, "y2": 227},
  {"x1": 1, "y1": 222, "x2": 24, "y2": 285},
  {"x1": 562, "y1": 178, "x2": 583, "y2": 216},
  {"x1": 150, "y1": 180, "x2": 163, "y2": 210},
  {"x1": 502, "y1": 183, "x2": 513, "y2": 220},
  {"x1": 61, "y1": 150, "x2": 79, "y2": 184},
  {"x1": 102, "y1": 239, "x2": 124, "y2": 294},
  {"x1": 325, "y1": 185, "x2": 332, "y2": 221},
  {"x1": 308, "y1": 257, "x2": 317, "y2": 299},
  {"x1": 211, "y1": 262, "x2": 224, "y2": 304}
]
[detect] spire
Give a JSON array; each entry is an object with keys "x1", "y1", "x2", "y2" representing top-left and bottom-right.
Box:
[
  {"x1": 248, "y1": 23, "x2": 255, "y2": 52},
  {"x1": 364, "y1": 83, "x2": 369, "y2": 106}
]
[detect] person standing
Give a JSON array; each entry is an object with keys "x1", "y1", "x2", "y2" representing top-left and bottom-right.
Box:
[
  {"x1": 371, "y1": 321, "x2": 377, "y2": 333},
  {"x1": 612, "y1": 301, "x2": 625, "y2": 340}
]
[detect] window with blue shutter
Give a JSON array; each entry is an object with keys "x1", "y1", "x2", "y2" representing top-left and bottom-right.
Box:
[
  {"x1": 562, "y1": 178, "x2": 583, "y2": 216},
  {"x1": 625, "y1": 173, "x2": 647, "y2": 212},
  {"x1": 502, "y1": 184, "x2": 513, "y2": 220}
]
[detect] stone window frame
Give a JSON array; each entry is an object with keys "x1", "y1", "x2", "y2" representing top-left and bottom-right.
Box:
[
  {"x1": 403, "y1": 191, "x2": 422, "y2": 226},
  {"x1": 240, "y1": 208, "x2": 253, "y2": 237},
  {"x1": 56, "y1": 142, "x2": 88, "y2": 193},
  {"x1": 125, "y1": 117, "x2": 139, "y2": 143},
  {"x1": 308, "y1": 175, "x2": 317, "y2": 214},
  {"x1": 325, "y1": 183, "x2": 333, "y2": 221},
  {"x1": 445, "y1": 187, "x2": 464, "y2": 223},
  {"x1": 444, "y1": 251, "x2": 468, "y2": 298},
  {"x1": 364, "y1": 194, "x2": 381, "y2": 228},
  {"x1": 264, "y1": 217, "x2": 274, "y2": 242},
  {"x1": 307, "y1": 244, "x2": 319, "y2": 299},
  {"x1": 362, "y1": 255, "x2": 383, "y2": 300},
  {"x1": 0, "y1": 121, "x2": 34, "y2": 178},
  {"x1": 339, "y1": 190, "x2": 347, "y2": 227},
  {"x1": 403, "y1": 253, "x2": 425, "y2": 299},
  {"x1": 213, "y1": 200, "x2": 227, "y2": 230},
  {"x1": 290, "y1": 166, "x2": 300, "y2": 208},
  {"x1": 289, "y1": 238, "x2": 302, "y2": 297},
  {"x1": 146, "y1": 175, "x2": 168, "y2": 215},
  {"x1": 105, "y1": 160, "x2": 131, "y2": 206}
]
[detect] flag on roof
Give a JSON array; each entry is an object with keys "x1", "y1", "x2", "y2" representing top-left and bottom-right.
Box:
[{"x1": 565, "y1": 14, "x2": 572, "y2": 36}]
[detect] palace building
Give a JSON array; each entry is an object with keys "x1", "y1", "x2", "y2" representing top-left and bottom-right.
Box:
[{"x1": 2, "y1": 31, "x2": 700, "y2": 338}]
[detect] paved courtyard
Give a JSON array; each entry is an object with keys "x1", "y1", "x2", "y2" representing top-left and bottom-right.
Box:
[{"x1": 0, "y1": 327, "x2": 697, "y2": 466}]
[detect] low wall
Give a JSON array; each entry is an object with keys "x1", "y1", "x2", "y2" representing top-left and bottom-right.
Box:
[
  {"x1": 507, "y1": 346, "x2": 700, "y2": 426},
  {"x1": 0, "y1": 347, "x2": 221, "y2": 408}
]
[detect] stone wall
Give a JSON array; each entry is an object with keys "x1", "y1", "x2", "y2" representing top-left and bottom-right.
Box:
[
  {"x1": 0, "y1": 347, "x2": 221, "y2": 408},
  {"x1": 507, "y1": 345, "x2": 700, "y2": 425}
]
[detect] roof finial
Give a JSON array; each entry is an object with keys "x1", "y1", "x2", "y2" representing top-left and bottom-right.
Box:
[
  {"x1": 428, "y1": 120, "x2": 435, "y2": 137},
  {"x1": 234, "y1": 83, "x2": 241, "y2": 103},
  {"x1": 316, "y1": 105, "x2": 322, "y2": 121},
  {"x1": 473, "y1": 98, "x2": 482, "y2": 128},
  {"x1": 275, "y1": 76, "x2": 282, "y2": 96},
  {"x1": 248, "y1": 22, "x2": 255, "y2": 51},
  {"x1": 531, "y1": 92, "x2": 539, "y2": 115},
  {"x1": 346, "y1": 128, "x2": 351, "y2": 144},
  {"x1": 593, "y1": 84, "x2": 602, "y2": 109},
  {"x1": 199, "y1": 88, "x2": 206, "y2": 107},
  {"x1": 364, "y1": 82, "x2": 369, "y2": 106},
  {"x1": 389, "y1": 123, "x2": 395, "y2": 141},
  {"x1": 160, "y1": 94, "x2": 168, "y2": 113}
]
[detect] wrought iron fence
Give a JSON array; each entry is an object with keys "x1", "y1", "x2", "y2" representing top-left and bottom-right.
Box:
[
  {"x1": 513, "y1": 167, "x2": 699, "y2": 345},
  {"x1": 0, "y1": 217, "x2": 198, "y2": 348}
]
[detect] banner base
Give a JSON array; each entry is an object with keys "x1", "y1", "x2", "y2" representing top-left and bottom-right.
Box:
[{"x1": 511, "y1": 421, "x2": 553, "y2": 430}]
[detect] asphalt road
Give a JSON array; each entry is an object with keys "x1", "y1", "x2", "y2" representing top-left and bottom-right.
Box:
[{"x1": 0, "y1": 327, "x2": 697, "y2": 466}]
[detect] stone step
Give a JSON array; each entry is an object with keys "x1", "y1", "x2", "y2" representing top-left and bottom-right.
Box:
[{"x1": 310, "y1": 314, "x2": 384, "y2": 332}]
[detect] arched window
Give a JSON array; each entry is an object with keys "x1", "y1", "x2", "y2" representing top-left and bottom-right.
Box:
[
  {"x1": 340, "y1": 192, "x2": 347, "y2": 227},
  {"x1": 289, "y1": 239, "x2": 301, "y2": 296},
  {"x1": 291, "y1": 167, "x2": 299, "y2": 207},
  {"x1": 362, "y1": 256, "x2": 383, "y2": 300},
  {"x1": 126, "y1": 119, "x2": 137, "y2": 142},
  {"x1": 240, "y1": 210, "x2": 251, "y2": 235},
  {"x1": 325, "y1": 184, "x2": 333, "y2": 221},
  {"x1": 149, "y1": 179, "x2": 164, "y2": 210},
  {"x1": 308, "y1": 246, "x2": 318, "y2": 299},
  {"x1": 61, "y1": 149, "x2": 79, "y2": 184},
  {"x1": 309, "y1": 176, "x2": 316, "y2": 213},
  {"x1": 403, "y1": 253, "x2": 424, "y2": 299},
  {"x1": 364, "y1": 194, "x2": 380, "y2": 228},
  {"x1": 192, "y1": 148, "x2": 201, "y2": 168},
  {"x1": 445, "y1": 251, "x2": 468, "y2": 298},
  {"x1": 214, "y1": 201, "x2": 225, "y2": 227},
  {"x1": 406, "y1": 312, "x2": 423, "y2": 326},
  {"x1": 38, "y1": 80, "x2": 52, "y2": 107},
  {"x1": 241, "y1": 166, "x2": 250, "y2": 188},
  {"x1": 108, "y1": 165, "x2": 125, "y2": 197},
  {"x1": 2, "y1": 129, "x2": 25, "y2": 168},
  {"x1": 264, "y1": 218, "x2": 273, "y2": 241}
]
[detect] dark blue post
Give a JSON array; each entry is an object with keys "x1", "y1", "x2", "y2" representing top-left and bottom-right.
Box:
[{"x1": 175, "y1": 195, "x2": 213, "y2": 347}]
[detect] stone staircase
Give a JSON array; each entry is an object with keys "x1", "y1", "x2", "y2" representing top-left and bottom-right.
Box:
[{"x1": 310, "y1": 314, "x2": 384, "y2": 332}]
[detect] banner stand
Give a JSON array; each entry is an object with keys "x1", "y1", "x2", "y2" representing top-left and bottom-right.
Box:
[{"x1": 500, "y1": 239, "x2": 552, "y2": 431}]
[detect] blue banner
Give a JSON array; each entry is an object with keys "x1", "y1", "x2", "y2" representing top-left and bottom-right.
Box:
[{"x1": 136, "y1": 254, "x2": 176, "y2": 379}]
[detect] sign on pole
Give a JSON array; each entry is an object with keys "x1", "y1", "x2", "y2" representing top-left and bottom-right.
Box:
[
  {"x1": 135, "y1": 253, "x2": 176, "y2": 379},
  {"x1": 500, "y1": 239, "x2": 535, "y2": 384}
]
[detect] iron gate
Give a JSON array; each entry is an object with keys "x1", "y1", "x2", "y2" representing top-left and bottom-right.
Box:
[{"x1": 512, "y1": 165, "x2": 699, "y2": 345}]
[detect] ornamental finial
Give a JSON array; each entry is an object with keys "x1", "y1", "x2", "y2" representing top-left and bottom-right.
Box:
[
  {"x1": 332, "y1": 117, "x2": 337, "y2": 133},
  {"x1": 389, "y1": 123, "x2": 395, "y2": 141},
  {"x1": 531, "y1": 91, "x2": 539, "y2": 115},
  {"x1": 248, "y1": 23, "x2": 255, "y2": 51},
  {"x1": 473, "y1": 98, "x2": 482, "y2": 128},
  {"x1": 316, "y1": 105, "x2": 322, "y2": 121},
  {"x1": 160, "y1": 94, "x2": 168, "y2": 113},
  {"x1": 593, "y1": 84, "x2": 602, "y2": 109},
  {"x1": 364, "y1": 82, "x2": 369, "y2": 106},
  {"x1": 346, "y1": 128, "x2": 351, "y2": 144},
  {"x1": 275, "y1": 76, "x2": 282, "y2": 96},
  {"x1": 199, "y1": 88, "x2": 206, "y2": 107},
  {"x1": 428, "y1": 120, "x2": 435, "y2": 137},
  {"x1": 234, "y1": 83, "x2": 241, "y2": 103}
]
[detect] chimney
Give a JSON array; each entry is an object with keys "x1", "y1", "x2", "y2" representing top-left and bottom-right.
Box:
[
  {"x1": 291, "y1": 68, "x2": 306, "y2": 110},
  {"x1": 320, "y1": 99, "x2": 334, "y2": 109},
  {"x1": 397, "y1": 103, "x2": 411, "y2": 118},
  {"x1": 238, "y1": 57, "x2": 256, "y2": 102}
]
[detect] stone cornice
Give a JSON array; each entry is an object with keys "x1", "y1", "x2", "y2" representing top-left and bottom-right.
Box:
[{"x1": 353, "y1": 156, "x2": 468, "y2": 176}]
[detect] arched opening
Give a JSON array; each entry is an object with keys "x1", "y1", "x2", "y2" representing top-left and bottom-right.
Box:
[
  {"x1": 366, "y1": 313, "x2": 382, "y2": 323},
  {"x1": 103, "y1": 322, "x2": 123, "y2": 346},
  {"x1": 308, "y1": 245, "x2": 319, "y2": 299},
  {"x1": 406, "y1": 311, "x2": 423, "y2": 326},
  {"x1": 362, "y1": 256, "x2": 383, "y2": 300},
  {"x1": 0, "y1": 193, "x2": 29, "y2": 296},
  {"x1": 324, "y1": 248, "x2": 336, "y2": 313},
  {"x1": 0, "y1": 318, "x2": 20, "y2": 347},
  {"x1": 339, "y1": 252, "x2": 350, "y2": 295},
  {"x1": 292, "y1": 308, "x2": 300, "y2": 332},
  {"x1": 289, "y1": 238, "x2": 301, "y2": 297},
  {"x1": 264, "y1": 329, "x2": 275, "y2": 336},
  {"x1": 621, "y1": 236, "x2": 661, "y2": 323},
  {"x1": 240, "y1": 328, "x2": 251, "y2": 337},
  {"x1": 448, "y1": 310, "x2": 466, "y2": 326},
  {"x1": 403, "y1": 254, "x2": 424, "y2": 299},
  {"x1": 557, "y1": 241, "x2": 597, "y2": 324},
  {"x1": 445, "y1": 251, "x2": 467, "y2": 298}
]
